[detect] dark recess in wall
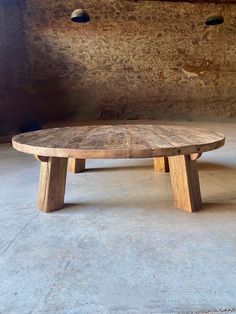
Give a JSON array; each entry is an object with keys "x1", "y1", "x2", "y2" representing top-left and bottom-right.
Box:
[{"x1": 0, "y1": 0, "x2": 27, "y2": 135}]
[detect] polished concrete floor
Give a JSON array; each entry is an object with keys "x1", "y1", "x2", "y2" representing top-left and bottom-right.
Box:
[{"x1": 0, "y1": 121, "x2": 236, "y2": 314}]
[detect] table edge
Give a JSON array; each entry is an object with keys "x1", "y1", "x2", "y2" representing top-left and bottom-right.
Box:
[{"x1": 12, "y1": 136, "x2": 225, "y2": 159}]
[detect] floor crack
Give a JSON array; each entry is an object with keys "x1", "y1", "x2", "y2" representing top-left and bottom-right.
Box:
[{"x1": 0, "y1": 213, "x2": 38, "y2": 258}]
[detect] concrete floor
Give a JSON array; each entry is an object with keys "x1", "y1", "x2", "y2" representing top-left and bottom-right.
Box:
[{"x1": 1, "y1": 121, "x2": 236, "y2": 314}]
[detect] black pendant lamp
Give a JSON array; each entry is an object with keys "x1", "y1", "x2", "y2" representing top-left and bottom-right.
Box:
[
  {"x1": 205, "y1": 13, "x2": 224, "y2": 26},
  {"x1": 71, "y1": 5, "x2": 90, "y2": 23}
]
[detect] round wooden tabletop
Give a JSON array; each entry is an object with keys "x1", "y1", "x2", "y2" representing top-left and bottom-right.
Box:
[{"x1": 12, "y1": 125, "x2": 225, "y2": 159}]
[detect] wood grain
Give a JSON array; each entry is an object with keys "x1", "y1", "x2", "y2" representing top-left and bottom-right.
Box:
[
  {"x1": 153, "y1": 157, "x2": 169, "y2": 172},
  {"x1": 12, "y1": 125, "x2": 225, "y2": 159},
  {"x1": 190, "y1": 153, "x2": 202, "y2": 161},
  {"x1": 168, "y1": 155, "x2": 202, "y2": 212},
  {"x1": 37, "y1": 157, "x2": 68, "y2": 212},
  {"x1": 68, "y1": 158, "x2": 86, "y2": 173}
]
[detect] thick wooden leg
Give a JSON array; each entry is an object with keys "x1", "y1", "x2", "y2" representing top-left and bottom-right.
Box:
[
  {"x1": 153, "y1": 157, "x2": 169, "y2": 173},
  {"x1": 68, "y1": 158, "x2": 86, "y2": 173},
  {"x1": 37, "y1": 156, "x2": 68, "y2": 213},
  {"x1": 168, "y1": 155, "x2": 202, "y2": 212}
]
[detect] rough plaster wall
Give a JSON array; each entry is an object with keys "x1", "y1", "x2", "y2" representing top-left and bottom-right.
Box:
[
  {"x1": 0, "y1": 0, "x2": 236, "y2": 135},
  {"x1": 24, "y1": 0, "x2": 236, "y2": 121}
]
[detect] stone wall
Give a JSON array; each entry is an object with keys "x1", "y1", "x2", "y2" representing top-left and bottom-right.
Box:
[{"x1": 1, "y1": 0, "x2": 236, "y2": 135}]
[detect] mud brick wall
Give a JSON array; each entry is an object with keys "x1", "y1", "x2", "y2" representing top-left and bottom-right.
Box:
[{"x1": 0, "y1": 0, "x2": 236, "y2": 135}]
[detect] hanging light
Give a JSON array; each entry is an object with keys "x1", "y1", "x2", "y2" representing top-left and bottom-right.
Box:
[
  {"x1": 71, "y1": 7, "x2": 90, "y2": 23},
  {"x1": 205, "y1": 13, "x2": 224, "y2": 26}
]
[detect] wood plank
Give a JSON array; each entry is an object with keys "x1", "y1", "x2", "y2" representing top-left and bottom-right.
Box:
[
  {"x1": 168, "y1": 155, "x2": 202, "y2": 212},
  {"x1": 68, "y1": 158, "x2": 86, "y2": 173},
  {"x1": 37, "y1": 157, "x2": 68, "y2": 213},
  {"x1": 12, "y1": 125, "x2": 225, "y2": 159},
  {"x1": 153, "y1": 157, "x2": 169, "y2": 172}
]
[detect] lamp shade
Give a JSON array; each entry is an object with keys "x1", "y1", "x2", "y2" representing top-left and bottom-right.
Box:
[{"x1": 71, "y1": 8, "x2": 90, "y2": 23}]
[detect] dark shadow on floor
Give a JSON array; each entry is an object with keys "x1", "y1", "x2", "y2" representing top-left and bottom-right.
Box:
[
  {"x1": 85, "y1": 165, "x2": 153, "y2": 173},
  {"x1": 201, "y1": 202, "x2": 236, "y2": 212},
  {"x1": 198, "y1": 161, "x2": 236, "y2": 172}
]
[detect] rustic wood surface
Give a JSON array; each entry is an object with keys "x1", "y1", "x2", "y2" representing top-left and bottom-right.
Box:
[
  {"x1": 169, "y1": 155, "x2": 202, "y2": 212},
  {"x1": 37, "y1": 157, "x2": 68, "y2": 212},
  {"x1": 12, "y1": 125, "x2": 225, "y2": 159},
  {"x1": 153, "y1": 157, "x2": 170, "y2": 173},
  {"x1": 68, "y1": 158, "x2": 86, "y2": 173}
]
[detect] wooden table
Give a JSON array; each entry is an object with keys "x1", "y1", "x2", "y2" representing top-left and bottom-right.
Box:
[{"x1": 12, "y1": 125, "x2": 225, "y2": 213}]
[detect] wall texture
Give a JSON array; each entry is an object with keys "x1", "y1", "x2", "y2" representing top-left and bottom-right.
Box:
[
  {"x1": 0, "y1": 0, "x2": 29, "y2": 135},
  {"x1": 0, "y1": 0, "x2": 236, "y2": 135}
]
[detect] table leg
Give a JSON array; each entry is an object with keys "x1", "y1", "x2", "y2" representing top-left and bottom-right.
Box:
[
  {"x1": 68, "y1": 158, "x2": 86, "y2": 173},
  {"x1": 153, "y1": 157, "x2": 169, "y2": 173},
  {"x1": 168, "y1": 154, "x2": 202, "y2": 212},
  {"x1": 36, "y1": 156, "x2": 68, "y2": 212}
]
